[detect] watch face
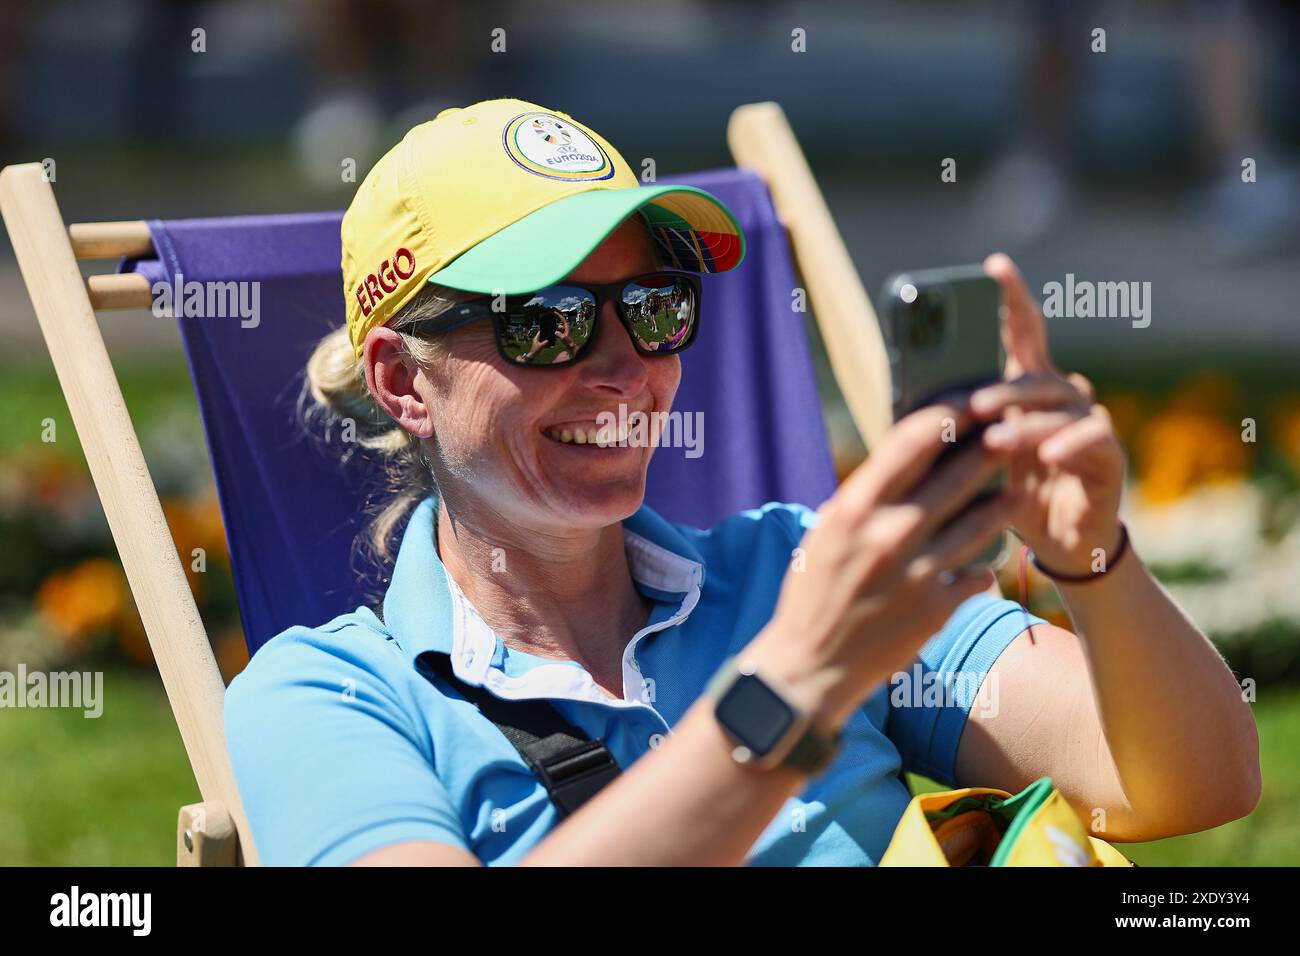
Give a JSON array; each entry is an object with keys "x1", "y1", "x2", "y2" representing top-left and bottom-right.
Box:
[{"x1": 716, "y1": 673, "x2": 797, "y2": 756}]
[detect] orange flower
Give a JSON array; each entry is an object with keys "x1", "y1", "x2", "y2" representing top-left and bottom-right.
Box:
[
  {"x1": 112, "y1": 599, "x2": 154, "y2": 666},
  {"x1": 1097, "y1": 391, "x2": 1145, "y2": 453},
  {"x1": 29, "y1": 450, "x2": 90, "y2": 508},
  {"x1": 0, "y1": 448, "x2": 92, "y2": 518},
  {"x1": 162, "y1": 498, "x2": 207, "y2": 604},
  {"x1": 214, "y1": 628, "x2": 251, "y2": 684},
  {"x1": 35, "y1": 558, "x2": 127, "y2": 649},
  {"x1": 1275, "y1": 400, "x2": 1300, "y2": 478},
  {"x1": 1168, "y1": 370, "x2": 1237, "y2": 416},
  {"x1": 190, "y1": 488, "x2": 230, "y2": 562},
  {"x1": 1135, "y1": 409, "x2": 1247, "y2": 504}
]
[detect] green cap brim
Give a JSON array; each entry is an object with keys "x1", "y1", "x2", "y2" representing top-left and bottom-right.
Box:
[{"x1": 426, "y1": 184, "x2": 746, "y2": 295}]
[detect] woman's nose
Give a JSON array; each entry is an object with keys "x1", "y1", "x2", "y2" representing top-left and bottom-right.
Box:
[{"x1": 577, "y1": 300, "x2": 649, "y2": 394}]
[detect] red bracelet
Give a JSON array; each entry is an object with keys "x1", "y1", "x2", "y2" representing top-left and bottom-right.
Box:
[{"x1": 1028, "y1": 522, "x2": 1130, "y2": 583}]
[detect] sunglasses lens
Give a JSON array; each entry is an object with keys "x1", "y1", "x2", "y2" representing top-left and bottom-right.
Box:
[
  {"x1": 495, "y1": 286, "x2": 597, "y2": 366},
  {"x1": 623, "y1": 275, "x2": 696, "y2": 354}
]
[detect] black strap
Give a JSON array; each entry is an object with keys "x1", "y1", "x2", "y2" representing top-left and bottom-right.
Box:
[{"x1": 414, "y1": 650, "x2": 622, "y2": 819}]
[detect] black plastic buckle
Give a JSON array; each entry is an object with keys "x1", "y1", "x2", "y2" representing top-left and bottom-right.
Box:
[{"x1": 529, "y1": 738, "x2": 622, "y2": 818}]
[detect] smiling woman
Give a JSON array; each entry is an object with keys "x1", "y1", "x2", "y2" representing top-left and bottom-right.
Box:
[{"x1": 222, "y1": 97, "x2": 1259, "y2": 868}]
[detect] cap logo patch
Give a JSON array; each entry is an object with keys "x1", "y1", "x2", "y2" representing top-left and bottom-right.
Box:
[{"x1": 503, "y1": 112, "x2": 614, "y2": 182}]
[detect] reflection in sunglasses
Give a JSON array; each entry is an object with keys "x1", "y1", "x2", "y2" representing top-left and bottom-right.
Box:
[{"x1": 459, "y1": 273, "x2": 699, "y2": 367}]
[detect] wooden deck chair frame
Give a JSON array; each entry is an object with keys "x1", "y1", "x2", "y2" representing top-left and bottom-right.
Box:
[{"x1": 0, "y1": 102, "x2": 892, "y2": 867}]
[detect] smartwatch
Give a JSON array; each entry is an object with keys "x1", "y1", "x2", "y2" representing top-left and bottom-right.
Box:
[{"x1": 705, "y1": 657, "x2": 841, "y2": 775}]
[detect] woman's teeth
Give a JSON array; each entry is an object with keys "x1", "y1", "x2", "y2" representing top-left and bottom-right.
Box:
[{"x1": 545, "y1": 421, "x2": 631, "y2": 447}]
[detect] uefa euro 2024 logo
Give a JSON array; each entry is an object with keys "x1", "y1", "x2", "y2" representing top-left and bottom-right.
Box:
[{"x1": 529, "y1": 116, "x2": 573, "y2": 146}]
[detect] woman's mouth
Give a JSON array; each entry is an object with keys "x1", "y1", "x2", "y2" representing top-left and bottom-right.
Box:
[{"x1": 542, "y1": 420, "x2": 633, "y2": 447}]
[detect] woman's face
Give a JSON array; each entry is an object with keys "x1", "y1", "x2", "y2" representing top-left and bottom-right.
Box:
[{"x1": 419, "y1": 218, "x2": 679, "y2": 532}]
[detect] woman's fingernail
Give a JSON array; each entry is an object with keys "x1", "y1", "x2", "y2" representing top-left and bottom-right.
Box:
[
  {"x1": 971, "y1": 390, "x2": 996, "y2": 413},
  {"x1": 985, "y1": 422, "x2": 1011, "y2": 444}
]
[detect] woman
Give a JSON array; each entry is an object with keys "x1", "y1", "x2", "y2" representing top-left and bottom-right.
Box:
[{"x1": 225, "y1": 98, "x2": 1260, "y2": 866}]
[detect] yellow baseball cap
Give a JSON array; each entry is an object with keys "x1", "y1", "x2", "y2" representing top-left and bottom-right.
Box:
[{"x1": 341, "y1": 98, "x2": 746, "y2": 359}]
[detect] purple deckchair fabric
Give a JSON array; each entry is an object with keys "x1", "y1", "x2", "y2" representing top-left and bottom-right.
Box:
[{"x1": 122, "y1": 168, "x2": 837, "y2": 655}]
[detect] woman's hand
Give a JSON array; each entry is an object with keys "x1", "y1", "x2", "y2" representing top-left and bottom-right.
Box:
[
  {"x1": 746, "y1": 400, "x2": 1022, "y2": 733},
  {"x1": 970, "y1": 253, "x2": 1127, "y2": 576}
]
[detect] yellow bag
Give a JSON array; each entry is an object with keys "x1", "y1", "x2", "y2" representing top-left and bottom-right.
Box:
[{"x1": 880, "y1": 777, "x2": 1132, "y2": 867}]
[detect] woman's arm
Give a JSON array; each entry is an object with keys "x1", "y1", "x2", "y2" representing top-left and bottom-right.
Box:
[
  {"x1": 956, "y1": 554, "x2": 1260, "y2": 841},
  {"x1": 1059, "y1": 554, "x2": 1260, "y2": 834},
  {"x1": 949, "y1": 254, "x2": 1260, "y2": 841}
]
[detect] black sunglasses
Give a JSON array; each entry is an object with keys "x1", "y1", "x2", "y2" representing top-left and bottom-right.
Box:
[{"x1": 401, "y1": 271, "x2": 701, "y2": 368}]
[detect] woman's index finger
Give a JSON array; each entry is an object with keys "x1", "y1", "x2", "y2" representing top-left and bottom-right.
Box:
[{"x1": 984, "y1": 252, "x2": 1051, "y2": 375}]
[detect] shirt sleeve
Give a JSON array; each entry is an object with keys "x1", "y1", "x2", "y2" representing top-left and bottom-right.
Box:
[
  {"x1": 224, "y1": 624, "x2": 470, "y2": 866},
  {"x1": 734, "y1": 503, "x2": 1047, "y2": 787},
  {"x1": 884, "y1": 594, "x2": 1046, "y2": 786}
]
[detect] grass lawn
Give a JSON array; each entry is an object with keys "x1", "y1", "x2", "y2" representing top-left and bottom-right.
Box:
[
  {"x1": 0, "y1": 664, "x2": 197, "y2": 866},
  {"x1": 1, "y1": 663, "x2": 1297, "y2": 865},
  {"x1": 0, "y1": 359, "x2": 197, "y2": 460},
  {"x1": 1117, "y1": 682, "x2": 1300, "y2": 866}
]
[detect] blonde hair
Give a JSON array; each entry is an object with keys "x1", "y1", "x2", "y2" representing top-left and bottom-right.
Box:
[{"x1": 299, "y1": 284, "x2": 469, "y2": 589}]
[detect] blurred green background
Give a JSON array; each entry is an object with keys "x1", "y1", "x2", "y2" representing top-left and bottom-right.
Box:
[{"x1": 3, "y1": 0, "x2": 1300, "y2": 865}]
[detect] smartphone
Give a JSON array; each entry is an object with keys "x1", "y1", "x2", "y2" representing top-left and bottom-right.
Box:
[{"x1": 880, "y1": 264, "x2": 1008, "y2": 569}]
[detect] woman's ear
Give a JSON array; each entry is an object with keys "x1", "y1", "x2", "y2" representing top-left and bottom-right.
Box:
[{"x1": 363, "y1": 328, "x2": 435, "y2": 439}]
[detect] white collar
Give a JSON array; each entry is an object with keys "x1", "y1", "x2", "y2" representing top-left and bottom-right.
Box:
[{"x1": 445, "y1": 527, "x2": 704, "y2": 711}]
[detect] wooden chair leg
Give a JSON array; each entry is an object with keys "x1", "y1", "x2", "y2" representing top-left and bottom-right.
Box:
[
  {"x1": 177, "y1": 801, "x2": 240, "y2": 867},
  {"x1": 0, "y1": 163, "x2": 259, "y2": 866}
]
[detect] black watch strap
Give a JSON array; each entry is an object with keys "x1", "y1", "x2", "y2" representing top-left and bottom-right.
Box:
[
  {"x1": 784, "y1": 721, "x2": 841, "y2": 775},
  {"x1": 707, "y1": 657, "x2": 842, "y2": 775}
]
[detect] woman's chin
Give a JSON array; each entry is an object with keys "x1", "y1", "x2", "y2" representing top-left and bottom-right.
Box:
[
  {"x1": 525, "y1": 436, "x2": 652, "y2": 523},
  {"x1": 571, "y1": 484, "x2": 645, "y2": 525},
  {"x1": 532, "y1": 478, "x2": 646, "y2": 528}
]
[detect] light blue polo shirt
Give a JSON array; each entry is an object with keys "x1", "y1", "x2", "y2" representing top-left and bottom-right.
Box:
[{"x1": 224, "y1": 496, "x2": 1044, "y2": 866}]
